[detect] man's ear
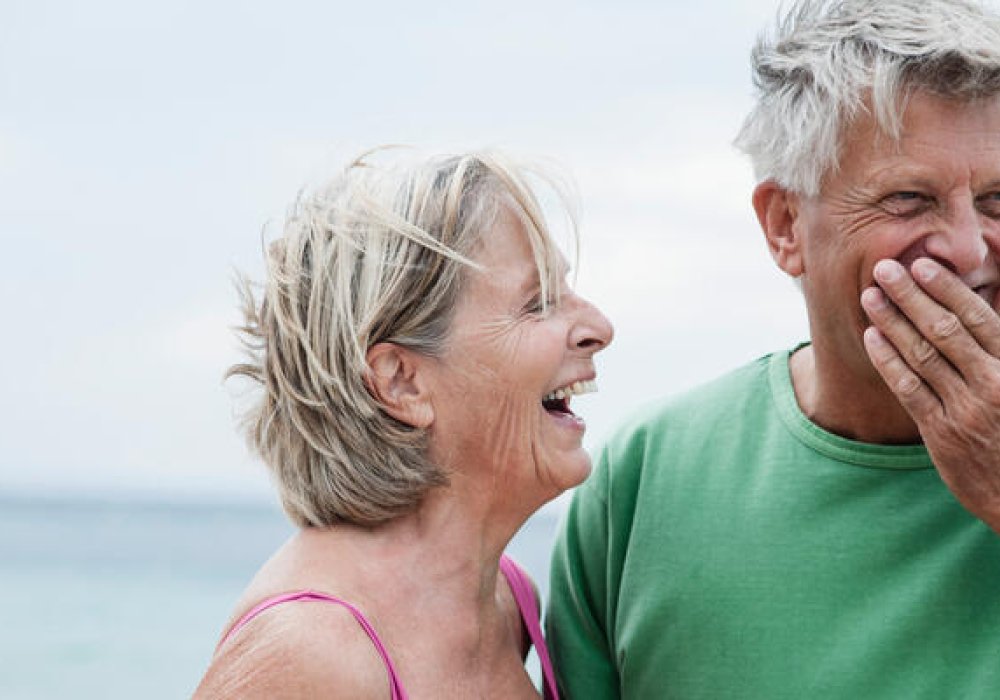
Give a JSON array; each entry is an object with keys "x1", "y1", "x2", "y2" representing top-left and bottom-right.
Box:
[
  {"x1": 752, "y1": 180, "x2": 805, "y2": 278},
  {"x1": 365, "y1": 343, "x2": 434, "y2": 429}
]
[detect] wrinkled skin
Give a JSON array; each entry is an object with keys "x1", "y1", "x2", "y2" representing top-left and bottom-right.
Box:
[
  {"x1": 838, "y1": 92, "x2": 1000, "y2": 533},
  {"x1": 425, "y1": 211, "x2": 614, "y2": 518},
  {"x1": 863, "y1": 258, "x2": 1000, "y2": 533},
  {"x1": 758, "y1": 91, "x2": 1000, "y2": 533}
]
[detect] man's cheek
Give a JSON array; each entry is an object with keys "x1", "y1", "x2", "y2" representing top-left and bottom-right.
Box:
[{"x1": 977, "y1": 283, "x2": 1000, "y2": 312}]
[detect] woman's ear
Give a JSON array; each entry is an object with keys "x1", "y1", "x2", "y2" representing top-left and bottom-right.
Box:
[
  {"x1": 752, "y1": 180, "x2": 805, "y2": 278},
  {"x1": 365, "y1": 343, "x2": 434, "y2": 429}
]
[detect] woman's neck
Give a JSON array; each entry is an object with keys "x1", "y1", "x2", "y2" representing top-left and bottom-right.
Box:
[{"x1": 301, "y1": 478, "x2": 532, "y2": 615}]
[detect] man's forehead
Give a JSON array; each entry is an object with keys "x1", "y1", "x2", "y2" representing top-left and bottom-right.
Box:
[
  {"x1": 833, "y1": 93, "x2": 1000, "y2": 171},
  {"x1": 846, "y1": 91, "x2": 1000, "y2": 140}
]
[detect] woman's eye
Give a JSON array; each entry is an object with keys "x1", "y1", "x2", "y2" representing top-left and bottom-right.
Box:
[
  {"x1": 880, "y1": 191, "x2": 930, "y2": 217},
  {"x1": 523, "y1": 295, "x2": 546, "y2": 314},
  {"x1": 976, "y1": 192, "x2": 1000, "y2": 218},
  {"x1": 523, "y1": 294, "x2": 556, "y2": 316}
]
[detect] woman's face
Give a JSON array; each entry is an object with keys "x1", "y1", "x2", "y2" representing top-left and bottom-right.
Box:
[{"x1": 425, "y1": 211, "x2": 613, "y2": 505}]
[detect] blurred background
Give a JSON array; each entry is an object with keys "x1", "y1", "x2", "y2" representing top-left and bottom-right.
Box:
[{"x1": 1, "y1": 0, "x2": 807, "y2": 696}]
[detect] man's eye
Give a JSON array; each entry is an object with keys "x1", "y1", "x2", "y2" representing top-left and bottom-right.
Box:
[
  {"x1": 976, "y1": 192, "x2": 1000, "y2": 218},
  {"x1": 880, "y1": 192, "x2": 931, "y2": 217}
]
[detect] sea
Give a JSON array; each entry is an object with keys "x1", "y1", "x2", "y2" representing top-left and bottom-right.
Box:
[{"x1": 0, "y1": 493, "x2": 561, "y2": 699}]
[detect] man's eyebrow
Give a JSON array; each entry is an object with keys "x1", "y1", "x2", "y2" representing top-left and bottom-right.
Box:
[{"x1": 976, "y1": 179, "x2": 1000, "y2": 192}]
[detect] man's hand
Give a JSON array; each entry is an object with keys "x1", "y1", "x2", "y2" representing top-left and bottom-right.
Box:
[{"x1": 861, "y1": 257, "x2": 1000, "y2": 533}]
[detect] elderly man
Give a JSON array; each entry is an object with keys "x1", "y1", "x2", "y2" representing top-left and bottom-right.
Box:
[{"x1": 548, "y1": 0, "x2": 1000, "y2": 697}]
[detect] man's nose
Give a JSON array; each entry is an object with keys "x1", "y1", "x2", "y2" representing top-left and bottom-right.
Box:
[{"x1": 924, "y1": 196, "x2": 989, "y2": 275}]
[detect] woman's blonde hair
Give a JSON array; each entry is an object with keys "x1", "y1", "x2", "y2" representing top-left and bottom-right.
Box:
[{"x1": 229, "y1": 149, "x2": 574, "y2": 527}]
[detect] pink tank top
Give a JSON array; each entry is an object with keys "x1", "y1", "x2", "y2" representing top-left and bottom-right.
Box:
[{"x1": 218, "y1": 554, "x2": 560, "y2": 700}]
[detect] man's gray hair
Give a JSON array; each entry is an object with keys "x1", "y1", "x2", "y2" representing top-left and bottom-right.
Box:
[
  {"x1": 735, "y1": 0, "x2": 1000, "y2": 196},
  {"x1": 229, "y1": 149, "x2": 571, "y2": 528}
]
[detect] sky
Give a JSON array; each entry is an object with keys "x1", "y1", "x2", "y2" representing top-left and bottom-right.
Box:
[{"x1": 1, "y1": 0, "x2": 809, "y2": 504}]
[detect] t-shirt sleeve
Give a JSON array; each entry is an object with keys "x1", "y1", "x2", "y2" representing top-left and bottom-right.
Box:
[{"x1": 546, "y1": 445, "x2": 621, "y2": 699}]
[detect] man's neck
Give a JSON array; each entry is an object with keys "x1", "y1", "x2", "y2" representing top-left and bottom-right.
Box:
[{"x1": 788, "y1": 343, "x2": 923, "y2": 445}]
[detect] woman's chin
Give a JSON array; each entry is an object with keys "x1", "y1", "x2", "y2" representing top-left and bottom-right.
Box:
[{"x1": 549, "y1": 453, "x2": 594, "y2": 492}]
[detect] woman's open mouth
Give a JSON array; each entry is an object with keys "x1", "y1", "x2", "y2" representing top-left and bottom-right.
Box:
[{"x1": 542, "y1": 380, "x2": 597, "y2": 419}]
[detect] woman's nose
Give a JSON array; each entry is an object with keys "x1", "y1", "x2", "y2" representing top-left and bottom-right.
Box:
[{"x1": 570, "y1": 294, "x2": 614, "y2": 354}]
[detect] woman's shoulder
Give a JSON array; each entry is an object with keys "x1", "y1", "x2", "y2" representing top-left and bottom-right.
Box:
[
  {"x1": 498, "y1": 556, "x2": 540, "y2": 658},
  {"x1": 194, "y1": 589, "x2": 390, "y2": 699}
]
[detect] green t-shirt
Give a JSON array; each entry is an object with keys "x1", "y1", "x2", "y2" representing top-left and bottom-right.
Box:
[{"x1": 547, "y1": 349, "x2": 1000, "y2": 699}]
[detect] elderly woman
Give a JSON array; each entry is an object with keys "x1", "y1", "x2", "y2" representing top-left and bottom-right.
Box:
[{"x1": 194, "y1": 149, "x2": 612, "y2": 699}]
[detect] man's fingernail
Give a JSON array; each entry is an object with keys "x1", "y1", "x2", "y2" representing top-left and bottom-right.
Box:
[
  {"x1": 912, "y1": 258, "x2": 938, "y2": 282},
  {"x1": 874, "y1": 260, "x2": 902, "y2": 283},
  {"x1": 864, "y1": 326, "x2": 885, "y2": 346},
  {"x1": 862, "y1": 287, "x2": 886, "y2": 310}
]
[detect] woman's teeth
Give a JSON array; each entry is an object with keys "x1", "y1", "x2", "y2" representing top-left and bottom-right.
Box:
[{"x1": 543, "y1": 379, "x2": 598, "y2": 402}]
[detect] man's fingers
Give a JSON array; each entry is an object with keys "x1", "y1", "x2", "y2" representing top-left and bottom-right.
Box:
[
  {"x1": 861, "y1": 283, "x2": 963, "y2": 403},
  {"x1": 862, "y1": 325, "x2": 942, "y2": 422},
  {"x1": 871, "y1": 258, "x2": 1000, "y2": 385},
  {"x1": 909, "y1": 257, "x2": 1000, "y2": 367}
]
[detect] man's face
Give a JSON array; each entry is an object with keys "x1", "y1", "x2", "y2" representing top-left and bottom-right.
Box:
[{"x1": 791, "y1": 91, "x2": 1000, "y2": 379}]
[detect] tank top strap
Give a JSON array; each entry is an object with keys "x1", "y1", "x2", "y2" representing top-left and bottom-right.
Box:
[
  {"x1": 217, "y1": 590, "x2": 408, "y2": 700},
  {"x1": 499, "y1": 555, "x2": 561, "y2": 700}
]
